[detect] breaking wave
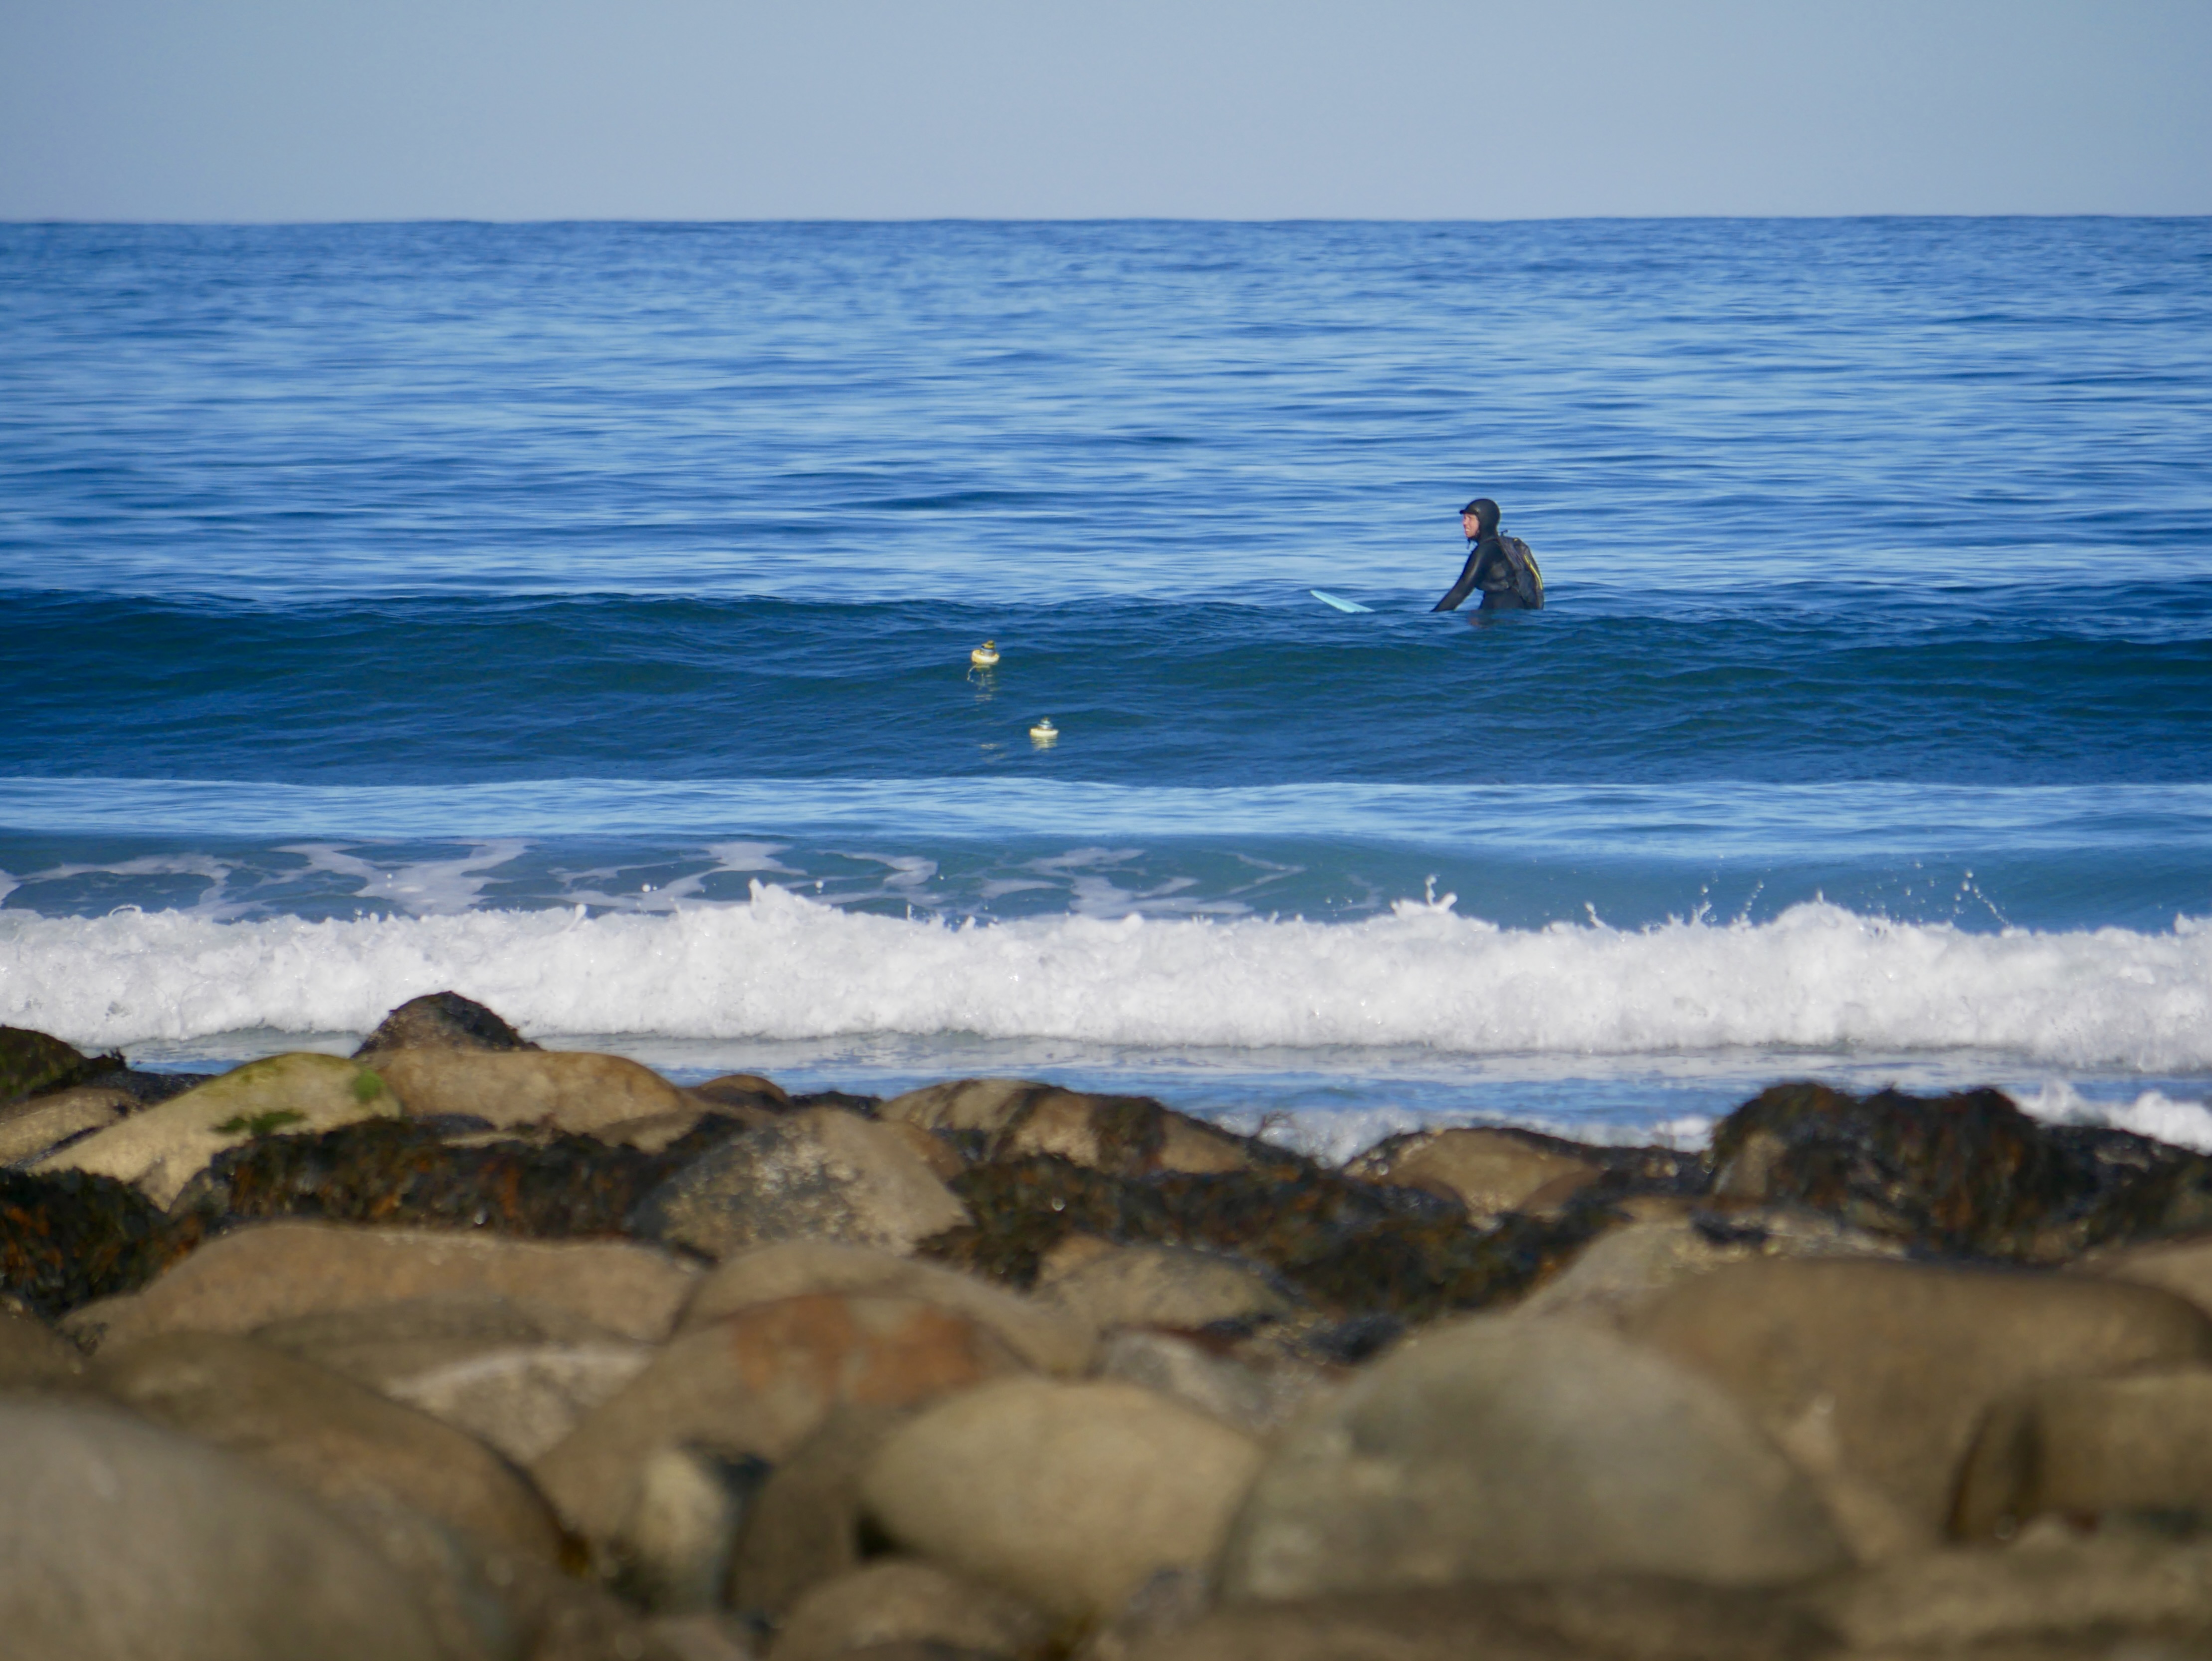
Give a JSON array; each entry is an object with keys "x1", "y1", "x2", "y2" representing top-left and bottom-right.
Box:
[{"x1": 3, "y1": 884, "x2": 2207, "y2": 1073}]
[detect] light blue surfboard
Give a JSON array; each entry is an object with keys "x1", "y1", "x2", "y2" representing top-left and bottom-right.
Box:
[{"x1": 1309, "y1": 589, "x2": 1373, "y2": 614}]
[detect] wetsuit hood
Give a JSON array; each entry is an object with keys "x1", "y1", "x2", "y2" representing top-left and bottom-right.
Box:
[{"x1": 1463, "y1": 498, "x2": 1501, "y2": 537}]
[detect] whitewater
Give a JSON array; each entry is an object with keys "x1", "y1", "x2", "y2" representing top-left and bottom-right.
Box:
[{"x1": 7, "y1": 881, "x2": 2208, "y2": 1074}]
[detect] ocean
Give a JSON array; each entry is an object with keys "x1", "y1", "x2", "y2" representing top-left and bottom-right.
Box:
[{"x1": 3, "y1": 217, "x2": 2209, "y2": 1159}]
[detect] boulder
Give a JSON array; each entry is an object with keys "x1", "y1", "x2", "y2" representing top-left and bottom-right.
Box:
[
  {"x1": 1511, "y1": 1207, "x2": 1906, "y2": 1326},
  {"x1": 1094, "y1": 1330, "x2": 1331, "y2": 1437},
  {"x1": 614, "y1": 1442, "x2": 773, "y2": 1615},
  {"x1": 1115, "y1": 1581, "x2": 1832, "y2": 1661},
  {"x1": 861, "y1": 1377, "x2": 1265, "y2": 1623},
  {"x1": 1620, "y1": 1257, "x2": 2212, "y2": 1549},
  {"x1": 0, "y1": 1397, "x2": 452, "y2": 1661},
  {"x1": 1036, "y1": 1242, "x2": 1296, "y2": 1334},
  {"x1": 535, "y1": 1292, "x2": 1026, "y2": 1543},
  {"x1": 729, "y1": 1403, "x2": 914, "y2": 1619},
  {"x1": 1807, "y1": 1529, "x2": 2212, "y2": 1655},
  {"x1": 1344, "y1": 1126, "x2": 1601, "y2": 1219},
  {"x1": 1217, "y1": 1313, "x2": 1846, "y2": 1602},
  {"x1": 0, "y1": 1305, "x2": 83, "y2": 1387},
  {"x1": 0, "y1": 1084, "x2": 133, "y2": 1165},
  {"x1": 1953, "y1": 1365, "x2": 2212, "y2": 1538},
  {"x1": 772, "y1": 1561, "x2": 1055, "y2": 1661},
  {"x1": 0, "y1": 1024, "x2": 116, "y2": 1102},
  {"x1": 879, "y1": 1079, "x2": 1255, "y2": 1176},
  {"x1": 251, "y1": 1292, "x2": 655, "y2": 1464},
  {"x1": 353, "y1": 991, "x2": 540, "y2": 1057},
  {"x1": 679, "y1": 1240, "x2": 1094, "y2": 1374},
  {"x1": 32, "y1": 1052, "x2": 402, "y2": 1207},
  {"x1": 0, "y1": 1167, "x2": 183, "y2": 1319},
  {"x1": 66, "y1": 1219, "x2": 698, "y2": 1349},
  {"x1": 88, "y1": 1329, "x2": 566, "y2": 1560},
  {"x1": 630, "y1": 1108, "x2": 970, "y2": 1260},
  {"x1": 1703, "y1": 1079, "x2": 2158, "y2": 1259},
  {"x1": 369, "y1": 1047, "x2": 691, "y2": 1138},
  {"x1": 690, "y1": 1072, "x2": 793, "y2": 1112},
  {"x1": 2081, "y1": 1231, "x2": 2212, "y2": 1320}
]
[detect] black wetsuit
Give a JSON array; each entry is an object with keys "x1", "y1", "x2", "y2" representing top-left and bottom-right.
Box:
[{"x1": 1433, "y1": 534, "x2": 1531, "y2": 612}]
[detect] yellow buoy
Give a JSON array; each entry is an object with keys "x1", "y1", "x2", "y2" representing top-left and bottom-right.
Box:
[
  {"x1": 970, "y1": 640, "x2": 1000, "y2": 668},
  {"x1": 1029, "y1": 718, "x2": 1058, "y2": 746}
]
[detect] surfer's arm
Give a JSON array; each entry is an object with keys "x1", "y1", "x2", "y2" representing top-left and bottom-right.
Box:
[{"x1": 1432, "y1": 547, "x2": 1482, "y2": 612}]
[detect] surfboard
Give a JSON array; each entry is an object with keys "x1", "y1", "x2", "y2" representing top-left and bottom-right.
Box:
[{"x1": 1309, "y1": 589, "x2": 1373, "y2": 614}]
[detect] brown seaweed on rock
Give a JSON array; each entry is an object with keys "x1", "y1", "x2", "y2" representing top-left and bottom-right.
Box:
[
  {"x1": 1709, "y1": 1081, "x2": 2212, "y2": 1260},
  {"x1": 919, "y1": 1153, "x2": 1616, "y2": 1322},
  {"x1": 174, "y1": 1114, "x2": 751, "y2": 1242},
  {"x1": 1, "y1": 1168, "x2": 193, "y2": 1319}
]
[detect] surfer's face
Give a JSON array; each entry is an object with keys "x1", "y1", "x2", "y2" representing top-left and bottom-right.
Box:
[{"x1": 1461, "y1": 511, "x2": 1480, "y2": 536}]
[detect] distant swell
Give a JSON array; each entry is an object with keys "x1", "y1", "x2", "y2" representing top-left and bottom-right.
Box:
[{"x1": 4, "y1": 885, "x2": 2207, "y2": 1071}]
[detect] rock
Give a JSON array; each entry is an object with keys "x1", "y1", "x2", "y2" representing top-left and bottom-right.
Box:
[
  {"x1": 680, "y1": 1241, "x2": 1094, "y2": 1374},
  {"x1": 1344, "y1": 1126, "x2": 1602, "y2": 1220},
  {"x1": 1621, "y1": 1258, "x2": 2212, "y2": 1552},
  {"x1": 370, "y1": 1047, "x2": 693, "y2": 1138},
  {"x1": 1953, "y1": 1366, "x2": 2212, "y2": 1538},
  {"x1": 1218, "y1": 1312, "x2": 1845, "y2": 1602},
  {"x1": 1114, "y1": 1581, "x2": 1833, "y2": 1661},
  {"x1": 600, "y1": 1109, "x2": 721, "y2": 1151},
  {"x1": 862, "y1": 1377, "x2": 1265, "y2": 1623},
  {"x1": 616, "y1": 1443, "x2": 773, "y2": 1615},
  {"x1": 89, "y1": 1329, "x2": 566, "y2": 1560},
  {"x1": 0, "y1": 1166, "x2": 181, "y2": 1319},
  {"x1": 880, "y1": 1079, "x2": 1256, "y2": 1177},
  {"x1": 927, "y1": 1154, "x2": 1597, "y2": 1322},
  {"x1": 645, "y1": 1613, "x2": 760, "y2": 1661},
  {"x1": 1094, "y1": 1330, "x2": 1332, "y2": 1437},
  {"x1": 535, "y1": 1292, "x2": 1026, "y2": 1543},
  {"x1": 772, "y1": 1561, "x2": 1056, "y2": 1661},
  {"x1": 176, "y1": 1115, "x2": 733, "y2": 1238},
  {"x1": 354, "y1": 991, "x2": 541, "y2": 1057},
  {"x1": 0, "y1": 1024, "x2": 119, "y2": 1103},
  {"x1": 1036, "y1": 1242, "x2": 1296, "y2": 1334},
  {"x1": 252, "y1": 1291, "x2": 655, "y2": 1464},
  {"x1": 0, "y1": 1305, "x2": 83, "y2": 1386},
  {"x1": 2081, "y1": 1231, "x2": 2212, "y2": 1320},
  {"x1": 33, "y1": 1051, "x2": 402, "y2": 1207},
  {"x1": 1704, "y1": 1079, "x2": 2209, "y2": 1260},
  {"x1": 67, "y1": 1220, "x2": 698, "y2": 1349},
  {"x1": 0, "y1": 1084, "x2": 133, "y2": 1165},
  {"x1": 630, "y1": 1108, "x2": 971, "y2": 1260},
  {"x1": 729, "y1": 1404, "x2": 914, "y2": 1619},
  {"x1": 1512, "y1": 1207, "x2": 1907, "y2": 1326},
  {"x1": 1808, "y1": 1529, "x2": 2212, "y2": 1655},
  {"x1": 0, "y1": 1397, "x2": 454, "y2": 1661},
  {"x1": 691, "y1": 1072, "x2": 793, "y2": 1112}
]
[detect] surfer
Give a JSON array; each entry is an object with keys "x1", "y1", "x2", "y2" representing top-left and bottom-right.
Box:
[{"x1": 1433, "y1": 498, "x2": 1543, "y2": 612}]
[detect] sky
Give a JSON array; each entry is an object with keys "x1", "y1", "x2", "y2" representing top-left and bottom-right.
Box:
[{"x1": 2, "y1": 0, "x2": 2209, "y2": 220}]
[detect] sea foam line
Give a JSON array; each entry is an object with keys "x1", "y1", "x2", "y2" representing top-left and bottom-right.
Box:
[{"x1": 3, "y1": 885, "x2": 2208, "y2": 1069}]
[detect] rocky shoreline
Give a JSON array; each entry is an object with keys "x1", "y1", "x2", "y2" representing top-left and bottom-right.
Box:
[{"x1": 7, "y1": 992, "x2": 2212, "y2": 1660}]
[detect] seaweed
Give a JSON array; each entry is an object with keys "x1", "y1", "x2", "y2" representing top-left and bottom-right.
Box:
[{"x1": 0, "y1": 1168, "x2": 195, "y2": 1318}]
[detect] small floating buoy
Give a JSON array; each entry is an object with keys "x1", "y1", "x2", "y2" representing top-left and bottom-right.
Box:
[
  {"x1": 971, "y1": 640, "x2": 1000, "y2": 668},
  {"x1": 1029, "y1": 718, "x2": 1058, "y2": 746}
]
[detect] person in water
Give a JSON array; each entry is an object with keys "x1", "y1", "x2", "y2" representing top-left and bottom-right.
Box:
[{"x1": 1433, "y1": 497, "x2": 1542, "y2": 612}]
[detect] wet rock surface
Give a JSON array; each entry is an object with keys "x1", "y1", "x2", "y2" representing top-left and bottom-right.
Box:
[
  {"x1": 17, "y1": 1005, "x2": 2212, "y2": 1658},
  {"x1": 353, "y1": 991, "x2": 542, "y2": 1058},
  {"x1": 1, "y1": 1166, "x2": 188, "y2": 1318}
]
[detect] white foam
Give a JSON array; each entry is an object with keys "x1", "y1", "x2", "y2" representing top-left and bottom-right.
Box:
[
  {"x1": 2016, "y1": 1080, "x2": 2212, "y2": 1154},
  {"x1": 4, "y1": 885, "x2": 2210, "y2": 1073}
]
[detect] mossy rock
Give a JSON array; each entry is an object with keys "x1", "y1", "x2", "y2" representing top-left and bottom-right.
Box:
[
  {"x1": 32, "y1": 1053, "x2": 404, "y2": 1209},
  {"x1": 0, "y1": 1026, "x2": 120, "y2": 1104}
]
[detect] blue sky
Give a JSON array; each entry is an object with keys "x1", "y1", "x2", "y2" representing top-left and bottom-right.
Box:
[{"x1": 3, "y1": 0, "x2": 2208, "y2": 219}]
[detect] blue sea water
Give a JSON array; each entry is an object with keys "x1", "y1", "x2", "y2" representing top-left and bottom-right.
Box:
[{"x1": 3, "y1": 218, "x2": 2210, "y2": 1152}]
